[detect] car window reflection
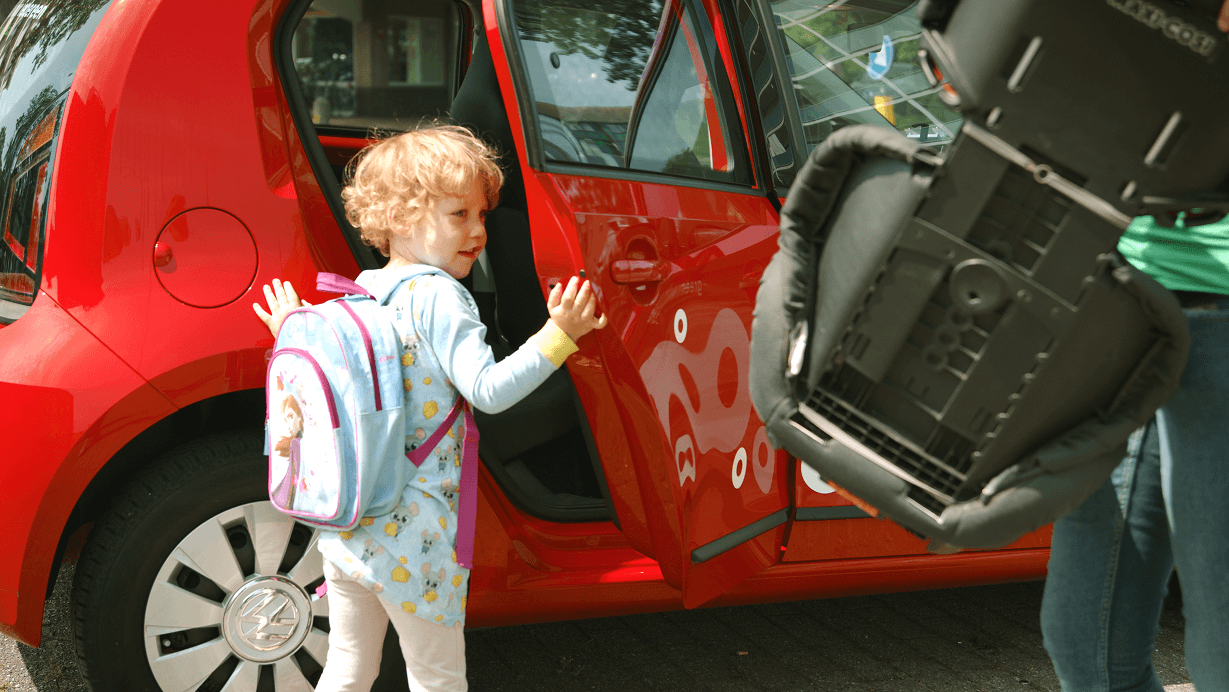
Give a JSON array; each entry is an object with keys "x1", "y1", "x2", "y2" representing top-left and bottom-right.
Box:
[{"x1": 769, "y1": 0, "x2": 963, "y2": 151}]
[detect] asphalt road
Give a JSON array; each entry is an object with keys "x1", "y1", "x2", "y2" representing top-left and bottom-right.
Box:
[{"x1": 1, "y1": 562, "x2": 1194, "y2": 692}]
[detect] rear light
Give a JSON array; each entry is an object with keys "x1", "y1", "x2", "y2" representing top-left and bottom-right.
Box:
[{"x1": 0, "y1": 101, "x2": 61, "y2": 321}]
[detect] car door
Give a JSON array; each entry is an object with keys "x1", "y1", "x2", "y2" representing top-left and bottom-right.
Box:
[{"x1": 495, "y1": 0, "x2": 793, "y2": 607}]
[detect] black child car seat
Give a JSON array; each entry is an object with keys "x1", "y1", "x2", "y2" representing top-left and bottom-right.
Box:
[{"x1": 750, "y1": 0, "x2": 1229, "y2": 550}]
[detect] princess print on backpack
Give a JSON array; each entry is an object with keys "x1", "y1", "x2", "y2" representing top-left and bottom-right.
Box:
[
  {"x1": 270, "y1": 384, "x2": 305, "y2": 510},
  {"x1": 266, "y1": 355, "x2": 352, "y2": 520}
]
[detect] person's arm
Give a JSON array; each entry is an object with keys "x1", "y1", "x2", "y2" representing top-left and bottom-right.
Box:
[
  {"x1": 417, "y1": 276, "x2": 606, "y2": 413},
  {"x1": 1219, "y1": 0, "x2": 1228, "y2": 31}
]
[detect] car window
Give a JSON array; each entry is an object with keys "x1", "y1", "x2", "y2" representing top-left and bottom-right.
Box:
[
  {"x1": 0, "y1": 0, "x2": 113, "y2": 323},
  {"x1": 512, "y1": 0, "x2": 750, "y2": 184},
  {"x1": 289, "y1": 0, "x2": 463, "y2": 132},
  {"x1": 768, "y1": 0, "x2": 962, "y2": 152}
]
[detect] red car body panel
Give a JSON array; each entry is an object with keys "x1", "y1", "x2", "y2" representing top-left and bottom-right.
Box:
[
  {"x1": 0, "y1": 0, "x2": 1052, "y2": 651},
  {"x1": 0, "y1": 294, "x2": 177, "y2": 642}
]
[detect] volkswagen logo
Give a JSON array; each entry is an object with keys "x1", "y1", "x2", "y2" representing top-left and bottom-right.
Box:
[
  {"x1": 222, "y1": 577, "x2": 313, "y2": 663},
  {"x1": 238, "y1": 588, "x2": 300, "y2": 650}
]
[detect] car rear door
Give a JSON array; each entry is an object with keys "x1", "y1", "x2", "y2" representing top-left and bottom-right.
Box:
[{"x1": 494, "y1": 0, "x2": 797, "y2": 607}]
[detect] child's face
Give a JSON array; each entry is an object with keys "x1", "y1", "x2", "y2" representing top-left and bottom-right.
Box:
[
  {"x1": 389, "y1": 179, "x2": 489, "y2": 279},
  {"x1": 283, "y1": 401, "x2": 302, "y2": 435}
]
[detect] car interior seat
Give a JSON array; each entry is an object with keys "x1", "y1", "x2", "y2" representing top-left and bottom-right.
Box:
[{"x1": 449, "y1": 26, "x2": 611, "y2": 521}]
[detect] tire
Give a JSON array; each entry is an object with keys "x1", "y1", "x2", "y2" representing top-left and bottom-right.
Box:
[{"x1": 70, "y1": 430, "x2": 410, "y2": 692}]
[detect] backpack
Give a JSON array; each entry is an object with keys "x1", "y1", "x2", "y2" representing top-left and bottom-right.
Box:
[{"x1": 266, "y1": 271, "x2": 456, "y2": 530}]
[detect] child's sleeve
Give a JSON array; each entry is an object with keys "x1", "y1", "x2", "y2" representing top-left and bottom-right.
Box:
[{"x1": 417, "y1": 276, "x2": 578, "y2": 414}]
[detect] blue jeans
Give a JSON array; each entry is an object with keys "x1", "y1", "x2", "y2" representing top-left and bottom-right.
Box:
[{"x1": 1041, "y1": 302, "x2": 1229, "y2": 691}]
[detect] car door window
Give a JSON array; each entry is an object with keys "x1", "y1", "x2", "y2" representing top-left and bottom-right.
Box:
[
  {"x1": 625, "y1": 2, "x2": 731, "y2": 180},
  {"x1": 768, "y1": 0, "x2": 962, "y2": 151},
  {"x1": 512, "y1": 0, "x2": 749, "y2": 184},
  {"x1": 290, "y1": 0, "x2": 462, "y2": 131}
]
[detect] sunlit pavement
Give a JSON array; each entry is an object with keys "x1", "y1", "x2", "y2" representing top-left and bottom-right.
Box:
[
  {"x1": 2, "y1": 562, "x2": 1192, "y2": 692},
  {"x1": 466, "y1": 577, "x2": 1191, "y2": 692}
]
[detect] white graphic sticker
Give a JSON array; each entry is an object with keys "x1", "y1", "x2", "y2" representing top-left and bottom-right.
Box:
[
  {"x1": 752, "y1": 426, "x2": 774, "y2": 494},
  {"x1": 732, "y1": 448, "x2": 747, "y2": 489},
  {"x1": 675, "y1": 434, "x2": 697, "y2": 486},
  {"x1": 800, "y1": 462, "x2": 835, "y2": 494}
]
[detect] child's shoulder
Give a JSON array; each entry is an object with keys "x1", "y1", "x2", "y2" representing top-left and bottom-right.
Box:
[{"x1": 358, "y1": 266, "x2": 472, "y2": 311}]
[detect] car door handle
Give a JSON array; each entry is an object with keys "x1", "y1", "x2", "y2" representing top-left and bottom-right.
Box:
[{"x1": 610, "y1": 259, "x2": 667, "y2": 284}]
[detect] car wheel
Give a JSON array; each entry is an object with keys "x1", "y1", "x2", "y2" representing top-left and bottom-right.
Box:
[{"x1": 70, "y1": 430, "x2": 408, "y2": 692}]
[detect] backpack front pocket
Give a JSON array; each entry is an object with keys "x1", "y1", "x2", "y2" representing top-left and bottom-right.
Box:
[{"x1": 268, "y1": 348, "x2": 348, "y2": 522}]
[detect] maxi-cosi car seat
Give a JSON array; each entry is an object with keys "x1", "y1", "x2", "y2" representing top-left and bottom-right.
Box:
[{"x1": 750, "y1": 0, "x2": 1229, "y2": 550}]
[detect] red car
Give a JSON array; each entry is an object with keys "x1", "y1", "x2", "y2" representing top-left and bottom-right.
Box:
[{"x1": 0, "y1": 0, "x2": 1050, "y2": 689}]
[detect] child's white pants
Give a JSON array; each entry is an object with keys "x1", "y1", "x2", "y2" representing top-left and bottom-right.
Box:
[{"x1": 315, "y1": 558, "x2": 467, "y2": 692}]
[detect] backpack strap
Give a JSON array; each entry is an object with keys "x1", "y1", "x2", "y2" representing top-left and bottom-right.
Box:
[
  {"x1": 405, "y1": 396, "x2": 480, "y2": 570},
  {"x1": 317, "y1": 272, "x2": 376, "y2": 299},
  {"x1": 455, "y1": 403, "x2": 479, "y2": 570},
  {"x1": 333, "y1": 300, "x2": 385, "y2": 411},
  {"x1": 316, "y1": 270, "x2": 435, "y2": 412},
  {"x1": 407, "y1": 398, "x2": 464, "y2": 467},
  {"x1": 389, "y1": 272, "x2": 480, "y2": 568}
]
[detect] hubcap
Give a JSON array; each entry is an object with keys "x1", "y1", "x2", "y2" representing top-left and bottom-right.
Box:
[
  {"x1": 222, "y1": 577, "x2": 313, "y2": 662},
  {"x1": 144, "y1": 501, "x2": 329, "y2": 691}
]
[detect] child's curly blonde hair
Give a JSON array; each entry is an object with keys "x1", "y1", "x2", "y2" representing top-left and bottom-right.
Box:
[{"x1": 341, "y1": 125, "x2": 505, "y2": 256}]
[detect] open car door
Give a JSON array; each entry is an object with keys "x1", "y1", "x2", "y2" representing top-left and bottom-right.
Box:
[{"x1": 489, "y1": 0, "x2": 792, "y2": 607}]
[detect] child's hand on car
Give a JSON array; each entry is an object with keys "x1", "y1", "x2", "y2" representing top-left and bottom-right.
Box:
[
  {"x1": 548, "y1": 277, "x2": 607, "y2": 341},
  {"x1": 253, "y1": 278, "x2": 310, "y2": 338}
]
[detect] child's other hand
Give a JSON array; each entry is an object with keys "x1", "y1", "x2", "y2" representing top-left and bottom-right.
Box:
[
  {"x1": 548, "y1": 277, "x2": 608, "y2": 341},
  {"x1": 253, "y1": 279, "x2": 310, "y2": 338}
]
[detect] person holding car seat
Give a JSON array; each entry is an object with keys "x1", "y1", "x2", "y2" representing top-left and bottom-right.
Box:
[
  {"x1": 1037, "y1": 6, "x2": 1229, "y2": 680},
  {"x1": 1039, "y1": 211, "x2": 1229, "y2": 691}
]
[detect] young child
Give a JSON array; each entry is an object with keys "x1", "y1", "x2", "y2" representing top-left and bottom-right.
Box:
[{"x1": 253, "y1": 124, "x2": 606, "y2": 692}]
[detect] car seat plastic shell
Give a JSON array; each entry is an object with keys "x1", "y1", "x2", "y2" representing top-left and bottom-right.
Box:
[{"x1": 751, "y1": 124, "x2": 1189, "y2": 549}]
